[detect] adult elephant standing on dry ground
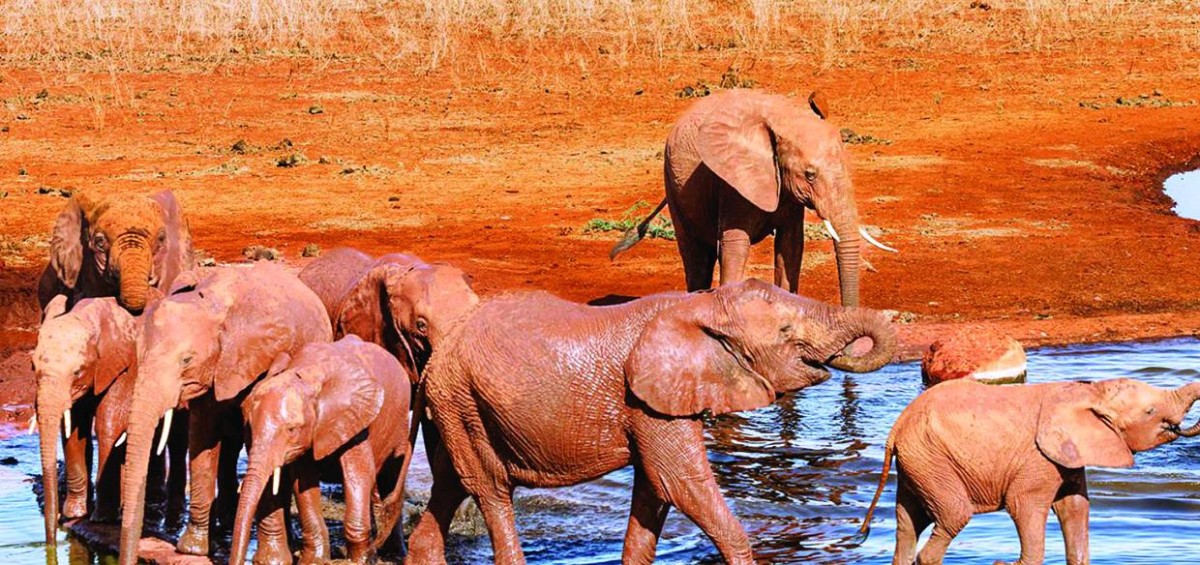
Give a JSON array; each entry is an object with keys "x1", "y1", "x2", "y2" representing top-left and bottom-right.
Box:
[
  {"x1": 38, "y1": 190, "x2": 194, "y2": 313},
  {"x1": 117, "y1": 263, "x2": 332, "y2": 565},
  {"x1": 407, "y1": 279, "x2": 896, "y2": 564},
  {"x1": 612, "y1": 89, "x2": 896, "y2": 307}
]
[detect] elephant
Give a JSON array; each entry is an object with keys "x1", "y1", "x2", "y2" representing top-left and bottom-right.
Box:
[
  {"x1": 117, "y1": 263, "x2": 333, "y2": 565},
  {"x1": 857, "y1": 377, "x2": 1200, "y2": 565},
  {"x1": 611, "y1": 89, "x2": 896, "y2": 307},
  {"x1": 298, "y1": 247, "x2": 479, "y2": 374},
  {"x1": 229, "y1": 336, "x2": 415, "y2": 565},
  {"x1": 407, "y1": 279, "x2": 896, "y2": 564},
  {"x1": 32, "y1": 295, "x2": 186, "y2": 547},
  {"x1": 38, "y1": 190, "x2": 195, "y2": 313}
]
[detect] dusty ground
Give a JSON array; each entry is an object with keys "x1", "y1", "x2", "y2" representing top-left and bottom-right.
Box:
[{"x1": 3, "y1": 15, "x2": 1200, "y2": 428}]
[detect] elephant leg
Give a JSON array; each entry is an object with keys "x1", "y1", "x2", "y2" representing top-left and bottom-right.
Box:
[
  {"x1": 294, "y1": 458, "x2": 330, "y2": 565},
  {"x1": 622, "y1": 466, "x2": 669, "y2": 565},
  {"x1": 92, "y1": 393, "x2": 122, "y2": 523},
  {"x1": 718, "y1": 228, "x2": 752, "y2": 286},
  {"x1": 145, "y1": 431, "x2": 169, "y2": 525},
  {"x1": 374, "y1": 455, "x2": 406, "y2": 558},
  {"x1": 914, "y1": 488, "x2": 972, "y2": 565},
  {"x1": 408, "y1": 428, "x2": 469, "y2": 565},
  {"x1": 676, "y1": 233, "x2": 717, "y2": 292},
  {"x1": 1051, "y1": 470, "x2": 1089, "y2": 565},
  {"x1": 165, "y1": 414, "x2": 189, "y2": 529},
  {"x1": 893, "y1": 477, "x2": 931, "y2": 565},
  {"x1": 61, "y1": 397, "x2": 96, "y2": 520},
  {"x1": 177, "y1": 399, "x2": 220, "y2": 555},
  {"x1": 341, "y1": 442, "x2": 378, "y2": 564},
  {"x1": 215, "y1": 431, "x2": 243, "y2": 532},
  {"x1": 476, "y1": 492, "x2": 523, "y2": 565},
  {"x1": 633, "y1": 417, "x2": 752, "y2": 565},
  {"x1": 773, "y1": 221, "x2": 804, "y2": 293},
  {"x1": 252, "y1": 467, "x2": 293, "y2": 565},
  {"x1": 998, "y1": 498, "x2": 1051, "y2": 565}
]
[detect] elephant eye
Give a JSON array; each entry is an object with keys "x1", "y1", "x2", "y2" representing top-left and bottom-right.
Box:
[
  {"x1": 181, "y1": 355, "x2": 194, "y2": 366},
  {"x1": 1146, "y1": 406, "x2": 1156, "y2": 415},
  {"x1": 415, "y1": 318, "x2": 429, "y2": 334},
  {"x1": 93, "y1": 234, "x2": 109, "y2": 252},
  {"x1": 804, "y1": 169, "x2": 817, "y2": 183}
]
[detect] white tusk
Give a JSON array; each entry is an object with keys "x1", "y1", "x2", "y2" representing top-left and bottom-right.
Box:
[
  {"x1": 237, "y1": 480, "x2": 242, "y2": 494},
  {"x1": 859, "y1": 226, "x2": 898, "y2": 253},
  {"x1": 115, "y1": 432, "x2": 127, "y2": 448},
  {"x1": 823, "y1": 220, "x2": 841, "y2": 243},
  {"x1": 156, "y1": 409, "x2": 173, "y2": 456},
  {"x1": 271, "y1": 467, "x2": 281, "y2": 496},
  {"x1": 29, "y1": 414, "x2": 37, "y2": 435},
  {"x1": 63, "y1": 408, "x2": 72, "y2": 438}
]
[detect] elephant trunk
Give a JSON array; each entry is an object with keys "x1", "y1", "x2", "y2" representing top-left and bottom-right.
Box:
[
  {"x1": 824, "y1": 308, "x2": 896, "y2": 373},
  {"x1": 229, "y1": 460, "x2": 272, "y2": 565},
  {"x1": 37, "y1": 393, "x2": 68, "y2": 546},
  {"x1": 117, "y1": 384, "x2": 177, "y2": 565},
  {"x1": 115, "y1": 245, "x2": 153, "y2": 312},
  {"x1": 831, "y1": 225, "x2": 862, "y2": 309},
  {"x1": 1172, "y1": 383, "x2": 1200, "y2": 437}
]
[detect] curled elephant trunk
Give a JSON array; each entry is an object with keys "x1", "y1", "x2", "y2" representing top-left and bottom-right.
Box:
[
  {"x1": 825, "y1": 308, "x2": 896, "y2": 373},
  {"x1": 1173, "y1": 383, "x2": 1200, "y2": 437},
  {"x1": 116, "y1": 249, "x2": 153, "y2": 312},
  {"x1": 37, "y1": 400, "x2": 67, "y2": 546}
]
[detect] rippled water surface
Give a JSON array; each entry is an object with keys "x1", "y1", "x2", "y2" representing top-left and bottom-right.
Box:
[{"x1": 3, "y1": 338, "x2": 1200, "y2": 564}]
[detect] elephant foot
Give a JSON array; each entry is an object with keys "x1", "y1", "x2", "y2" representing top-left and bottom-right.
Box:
[
  {"x1": 251, "y1": 537, "x2": 294, "y2": 565},
  {"x1": 90, "y1": 503, "x2": 120, "y2": 524},
  {"x1": 346, "y1": 543, "x2": 378, "y2": 565},
  {"x1": 62, "y1": 494, "x2": 89, "y2": 520},
  {"x1": 176, "y1": 523, "x2": 210, "y2": 555}
]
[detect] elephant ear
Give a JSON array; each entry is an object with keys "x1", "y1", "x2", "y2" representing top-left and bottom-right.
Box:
[
  {"x1": 696, "y1": 97, "x2": 781, "y2": 213},
  {"x1": 334, "y1": 263, "x2": 397, "y2": 344},
  {"x1": 168, "y1": 270, "x2": 201, "y2": 295},
  {"x1": 808, "y1": 91, "x2": 829, "y2": 120},
  {"x1": 312, "y1": 363, "x2": 385, "y2": 460},
  {"x1": 1036, "y1": 382, "x2": 1134, "y2": 469},
  {"x1": 626, "y1": 291, "x2": 775, "y2": 417},
  {"x1": 49, "y1": 195, "x2": 91, "y2": 289},
  {"x1": 43, "y1": 294, "x2": 69, "y2": 320},
  {"x1": 89, "y1": 300, "x2": 137, "y2": 394},
  {"x1": 150, "y1": 190, "x2": 195, "y2": 287},
  {"x1": 213, "y1": 326, "x2": 290, "y2": 402}
]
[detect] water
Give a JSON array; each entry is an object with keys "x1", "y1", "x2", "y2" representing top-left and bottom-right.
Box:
[
  {"x1": 4, "y1": 339, "x2": 1200, "y2": 564},
  {"x1": 1164, "y1": 169, "x2": 1200, "y2": 220}
]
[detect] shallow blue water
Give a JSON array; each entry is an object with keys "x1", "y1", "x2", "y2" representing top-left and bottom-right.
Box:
[
  {"x1": 4, "y1": 338, "x2": 1200, "y2": 564},
  {"x1": 1164, "y1": 169, "x2": 1200, "y2": 220}
]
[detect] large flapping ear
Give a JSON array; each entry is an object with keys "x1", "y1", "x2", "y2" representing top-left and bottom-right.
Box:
[
  {"x1": 1036, "y1": 382, "x2": 1134, "y2": 469},
  {"x1": 168, "y1": 270, "x2": 201, "y2": 295},
  {"x1": 266, "y1": 352, "x2": 293, "y2": 378},
  {"x1": 696, "y1": 95, "x2": 781, "y2": 212},
  {"x1": 150, "y1": 190, "x2": 196, "y2": 284},
  {"x1": 626, "y1": 291, "x2": 774, "y2": 417},
  {"x1": 808, "y1": 91, "x2": 830, "y2": 120},
  {"x1": 312, "y1": 362, "x2": 385, "y2": 460},
  {"x1": 49, "y1": 196, "x2": 90, "y2": 288},
  {"x1": 89, "y1": 300, "x2": 137, "y2": 394},
  {"x1": 213, "y1": 326, "x2": 289, "y2": 402},
  {"x1": 334, "y1": 263, "x2": 399, "y2": 344}
]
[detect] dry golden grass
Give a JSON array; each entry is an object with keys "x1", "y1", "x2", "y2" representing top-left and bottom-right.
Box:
[{"x1": 1, "y1": 0, "x2": 1198, "y2": 71}]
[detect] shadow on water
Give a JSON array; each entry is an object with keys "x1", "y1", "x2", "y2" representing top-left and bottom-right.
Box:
[{"x1": 5, "y1": 338, "x2": 1200, "y2": 563}]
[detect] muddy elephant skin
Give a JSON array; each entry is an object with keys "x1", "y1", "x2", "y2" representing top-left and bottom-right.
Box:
[
  {"x1": 229, "y1": 336, "x2": 414, "y2": 565},
  {"x1": 407, "y1": 279, "x2": 896, "y2": 564},
  {"x1": 858, "y1": 378, "x2": 1200, "y2": 565},
  {"x1": 116, "y1": 263, "x2": 333, "y2": 565},
  {"x1": 38, "y1": 190, "x2": 195, "y2": 313}
]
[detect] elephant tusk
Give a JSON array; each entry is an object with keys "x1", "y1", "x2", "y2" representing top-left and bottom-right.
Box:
[
  {"x1": 823, "y1": 220, "x2": 841, "y2": 243},
  {"x1": 156, "y1": 408, "x2": 173, "y2": 456},
  {"x1": 115, "y1": 432, "x2": 127, "y2": 448},
  {"x1": 28, "y1": 414, "x2": 36, "y2": 435},
  {"x1": 237, "y1": 480, "x2": 242, "y2": 494},
  {"x1": 63, "y1": 408, "x2": 72, "y2": 438},
  {"x1": 859, "y1": 226, "x2": 898, "y2": 253},
  {"x1": 271, "y1": 467, "x2": 281, "y2": 496}
]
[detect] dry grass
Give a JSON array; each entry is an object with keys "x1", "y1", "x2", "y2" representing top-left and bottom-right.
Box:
[{"x1": 1, "y1": 0, "x2": 1198, "y2": 71}]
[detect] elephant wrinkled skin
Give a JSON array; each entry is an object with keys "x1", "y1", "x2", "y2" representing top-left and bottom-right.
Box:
[
  {"x1": 858, "y1": 378, "x2": 1200, "y2": 565},
  {"x1": 407, "y1": 279, "x2": 896, "y2": 564}
]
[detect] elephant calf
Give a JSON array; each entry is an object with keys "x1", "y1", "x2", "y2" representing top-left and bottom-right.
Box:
[
  {"x1": 32, "y1": 295, "x2": 186, "y2": 547},
  {"x1": 858, "y1": 378, "x2": 1200, "y2": 565},
  {"x1": 229, "y1": 336, "x2": 414, "y2": 565},
  {"x1": 408, "y1": 279, "x2": 896, "y2": 565}
]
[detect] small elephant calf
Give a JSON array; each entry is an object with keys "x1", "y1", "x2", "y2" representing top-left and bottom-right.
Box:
[
  {"x1": 859, "y1": 378, "x2": 1200, "y2": 565},
  {"x1": 229, "y1": 335, "x2": 415, "y2": 565}
]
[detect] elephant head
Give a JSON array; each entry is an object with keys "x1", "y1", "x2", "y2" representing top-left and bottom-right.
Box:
[
  {"x1": 696, "y1": 90, "x2": 894, "y2": 308},
  {"x1": 32, "y1": 295, "x2": 137, "y2": 545},
  {"x1": 228, "y1": 338, "x2": 390, "y2": 564},
  {"x1": 334, "y1": 254, "x2": 479, "y2": 377},
  {"x1": 117, "y1": 264, "x2": 332, "y2": 563},
  {"x1": 627, "y1": 279, "x2": 895, "y2": 417},
  {"x1": 1037, "y1": 379, "x2": 1200, "y2": 469},
  {"x1": 49, "y1": 191, "x2": 190, "y2": 312}
]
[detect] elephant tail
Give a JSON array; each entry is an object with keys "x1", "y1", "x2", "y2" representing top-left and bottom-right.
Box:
[
  {"x1": 850, "y1": 429, "x2": 896, "y2": 546},
  {"x1": 609, "y1": 198, "x2": 668, "y2": 261}
]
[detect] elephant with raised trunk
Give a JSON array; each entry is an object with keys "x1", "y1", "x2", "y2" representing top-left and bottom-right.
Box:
[
  {"x1": 117, "y1": 263, "x2": 332, "y2": 565},
  {"x1": 612, "y1": 89, "x2": 896, "y2": 307},
  {"x1": 857, "y1": 378, "x2": 1200, "y2": 565},
  {"x1": 39, "y1": 190, "x2": 195, "y2": 314},
  {"x1": 33, "y1": 295, "x2": 186, "y2": 547},
  {"x1": 407, "y1": 279, "x2": 896, "y2": 564},
  {"x1": 230, "y1": 336, "x2": 414, "y2": 565}
]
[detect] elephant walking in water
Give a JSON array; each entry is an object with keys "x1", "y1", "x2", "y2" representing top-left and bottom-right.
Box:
[{"x1": 612, "y1": 89, "x2": 896, "y2": 307}]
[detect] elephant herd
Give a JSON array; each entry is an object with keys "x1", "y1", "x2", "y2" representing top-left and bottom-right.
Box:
[{"x1": 27, "y1": 87, "x2": 1200, "y2": 565}]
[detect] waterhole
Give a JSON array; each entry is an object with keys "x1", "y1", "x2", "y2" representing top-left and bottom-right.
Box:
[
  {"x1": 1164, "y1": 168, "x2": 1200, "y2": 220},
  {"x1": 3, "y1": 338, "x2": 1200, "y2": 563}
]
